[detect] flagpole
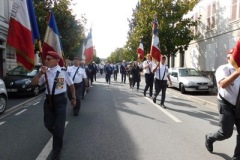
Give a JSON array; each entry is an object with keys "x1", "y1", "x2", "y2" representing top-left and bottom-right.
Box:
[
  {"x1": 44, "y1": 1, "x2": 67, "y2": 68},
  {"x1": 37, "y1": 40, "x2": 53, "y2": 110}
]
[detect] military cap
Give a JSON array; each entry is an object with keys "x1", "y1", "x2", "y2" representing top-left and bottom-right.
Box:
[{"x1": 46, "y1": 51, "x2": 61, "y2": 59}]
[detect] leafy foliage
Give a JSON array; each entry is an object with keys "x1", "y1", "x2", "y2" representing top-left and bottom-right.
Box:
[
  {"x1": 109, "y1": 0, "x2": 200, "y2": 64},
  {"x1": 34, "y1": 0, "x2": 86, "y2": 59}
]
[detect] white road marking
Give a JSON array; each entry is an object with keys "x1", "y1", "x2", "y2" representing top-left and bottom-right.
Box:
[
  {"x1": 15, "y1": 109, "x2": 27, "y2": 115},
  {"x1": 0, "y1": 121, "x2": 6, "y2": 126},
  {"x1": 145, "y1": 97, "x2": 182, "y2": 123},
  {"x1": 36, "y1": 121, "x2": 69, "y2": 160},
  {"x1": 33, "y1": 102, "x2": 40, "y2": 105}
]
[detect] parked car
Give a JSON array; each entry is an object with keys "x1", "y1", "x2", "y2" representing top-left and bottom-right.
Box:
[
  {"x1": 169, "y1": 67, "x2": 214, "y2": 94},
  {"x1": 0, "y1": 79, "x2": 7, "y2": 115},
  {"x1": 3, "y1": 65, "x2": 45, "y2": 96}
]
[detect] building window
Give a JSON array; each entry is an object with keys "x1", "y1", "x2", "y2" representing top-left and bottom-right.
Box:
[
  {"x1": 231, "y1": 0, "x2": 240, "y2": 21},
  {"x1": 207, "y1": 1, "x2": 216, "y2": 30}
]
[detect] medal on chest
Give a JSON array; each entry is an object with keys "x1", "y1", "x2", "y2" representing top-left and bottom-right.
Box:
[{"x1": 56, "y1": 75, "x2": 64, "y2": 89}]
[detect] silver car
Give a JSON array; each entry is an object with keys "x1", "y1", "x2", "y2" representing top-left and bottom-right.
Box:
[
  {"x1": 0, "y1": 79, "x2": 7, "y2": 114},
  {"x1": 169, "y1": 68, "x2": 214, "y2": 94}
]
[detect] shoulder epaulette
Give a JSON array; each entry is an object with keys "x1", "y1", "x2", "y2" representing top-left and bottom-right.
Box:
[{"x1": 61, "y1": 67, "x2": 67, "y2": 71}]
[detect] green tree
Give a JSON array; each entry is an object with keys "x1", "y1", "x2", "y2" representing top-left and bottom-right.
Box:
[
  {"x1": 34, "y1": 0, "x2": 86, "y2": 60},
  {"x1": 124, "y1": 0, "x2": 200, "y2": 66}
]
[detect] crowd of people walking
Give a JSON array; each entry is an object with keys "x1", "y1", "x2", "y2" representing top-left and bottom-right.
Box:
[
  {"x1": 31, "y1": 52, "x2": 173, "y2": 160},
  {"x1": 98, "y1": 54, "x2": 172, "y2": 109}
]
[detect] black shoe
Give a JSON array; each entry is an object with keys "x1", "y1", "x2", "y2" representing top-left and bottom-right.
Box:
[
  {"x1": 52, "y1": 152, "x2": 61, "y2": 160},
  {"x1": 205, "y1": 135, "x2": 213, "y2": 153},
  {"x1": 143, "y1": 92, "x2": 146, "y2": 97},
  {"x1": 153, "y1": 97, "x2": 156, "y2": 103},
  {"x1": 160, "y1": 104, "x2": 166, "y2": 109},
  {"x1": 74, "y1": 113, "x2": 78, "y2": 116},
  {"x1": 73, "y1": 110, "x2": 79, "y2": 116}
]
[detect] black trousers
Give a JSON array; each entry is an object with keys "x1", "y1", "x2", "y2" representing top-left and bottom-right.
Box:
[
  {"x1": 44, "y1": 93, "x2": 67, "y2": 154},
  {"x1": 89, "y1": 73, "x2": 93, "y2": 85},
  {"x1": 121, "y1": 73, "x2": 126, "y2": 83},
  {"x1": 153, "y1": 79, "x2": 167, "y2": 105},
  {"x1": 129, "y1": 77, "x2": 133, "y2": 88},
  {"x1": 75, "y1": 83, "x2": 83, "y2": 114},
  {"x1": 144, "y1": 73, "x2": 154, "y2": 97},
  {"x1": 114, "y1": 70, "x2": 118, "y2": 80},
  {"x1": 68, "y1": 83, "x2": 83, "y2": 115},
  {"x1": 106, "y1": 73, "x2": 111, "y2": 84},
  {"x1": 93, "y1": 72, "x2": 96, "y2": 81},
  {"x1": 207, "y1": 100, "x2": 240, "y2": 158},
  {"x1": 133, "y1": 80, "x2": 140, "y2": 90}
]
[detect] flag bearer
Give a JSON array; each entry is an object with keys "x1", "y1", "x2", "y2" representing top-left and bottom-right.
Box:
[{"x1": 32, "y1": 51, "x2": 76, "y2": 160}]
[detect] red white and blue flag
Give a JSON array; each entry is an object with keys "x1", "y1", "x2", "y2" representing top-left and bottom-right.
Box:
[
  {"x1": 230, "y1": 40, "x2": 240, "y2": 69},
  {"x1": 150, "y1": 15, "x2": 161, "y2": 62},
  {"x1": 84, "y1": 29, "x2": 94, "y2": 64},
  {"x1": 137, "y1": 39, "x2": 144, "y2": 61},
  {"x1": 42, "y1": 12, "x2": 64, "y2": 66},
  {"x1": 7, "y1": 0, "x2": 40, "y2": 71}
]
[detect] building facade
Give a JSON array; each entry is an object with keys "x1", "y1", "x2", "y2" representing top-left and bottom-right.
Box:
[
  {"x1": 0, "y1": 0, "x2": 9, "y2": 77},
  {"x1": 0, "y1": 0, "x2": 17, "y2": 78},
  {"x1": 172, "y1": 0, "x2": 240, "y2": 72}
]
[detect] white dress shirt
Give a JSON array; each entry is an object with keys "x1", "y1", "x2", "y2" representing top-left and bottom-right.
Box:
[
  {"x1": 216, "y1": 63, "x2": 240, "y2": 105},
  {"x1": 143, "y1": 60, "x2": 153, "y2": 74},
  {"x1": 67, "y1": 66, "x2": 87, "y2": 83},
  {"x1": 154, "y1": 64, "x2": 169, "y2": 80},
  {"x1": 39, "y1": 65, "x2": 74, "y2": 95}
]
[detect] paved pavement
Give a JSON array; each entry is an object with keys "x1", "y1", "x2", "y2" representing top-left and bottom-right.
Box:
[
  {"x1": 138, "y1": 73, "x2": 219, "y2": 109},
  {"x1": 167, "y1": 88, "x2": 218, "y2": 111}
]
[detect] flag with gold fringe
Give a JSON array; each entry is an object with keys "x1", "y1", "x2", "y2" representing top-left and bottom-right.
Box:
[{"x1": 7, "y1": 0, "x2": 40, "y2": 71}]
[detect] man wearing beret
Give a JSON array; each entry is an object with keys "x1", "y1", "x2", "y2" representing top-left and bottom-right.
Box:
[
  {"x1": 205, "y1": 48, "x2": 240, "y2": 160},
  {"x1": 32, "y1": 51, "x2": 76, "y2": 160},
  {"x1": 67, "y1": 56, "x2": 87, "y2": 116}
]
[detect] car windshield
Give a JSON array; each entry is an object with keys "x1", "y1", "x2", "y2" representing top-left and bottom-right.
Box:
[
  {"x1": 8, "y1": 66, "x2": 38, "y2": 77},
  {"x1": 179, "y1": 68, "x2": 201, "y2": 77}
]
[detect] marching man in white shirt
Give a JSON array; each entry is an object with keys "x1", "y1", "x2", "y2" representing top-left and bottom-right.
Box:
[
  {"x1": 152, "y1": 56, "x2": 172, "y2": 108},
  {"x1": 67, "y1": 56, "x2": 87, "y2": 116}
]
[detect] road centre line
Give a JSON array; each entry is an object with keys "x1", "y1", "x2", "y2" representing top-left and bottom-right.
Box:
[
  {"x1": 145, "y1": 97, "x2": 182, "y2": 123},
  {"x1": 0, "y1": 121, "x2": 6, "y2": 126},
  {"x1": 36, "y1": 121, "x2": 69, "y2": 160},
  {"x1": 15, "y1": 109, "x2": 27, "y2": 116}
]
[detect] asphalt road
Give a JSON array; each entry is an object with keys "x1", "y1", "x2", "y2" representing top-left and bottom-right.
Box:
[{"x1": 0, "y1": 73, "x2": 235, "y2": 160}]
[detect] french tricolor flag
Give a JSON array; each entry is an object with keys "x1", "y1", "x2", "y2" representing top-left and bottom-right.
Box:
[
  {"x1": 137, "y1": 39, "x2": 144, "y2": 61},
  {"x1": 230, "y1": 40, "x2": 240, "y2": 69},
  {"x1": 150, "y1": 15, "x2": 161, "y2": 62},
  {"x1": 7, "y1": 0, "x2": 40, "y2": 71},
  {"x1": 84, "y1": 29, "x2": 94, "y2": 64},
  {"x1": 42, "y1": 12, "x2": 64, "y2": 66}
]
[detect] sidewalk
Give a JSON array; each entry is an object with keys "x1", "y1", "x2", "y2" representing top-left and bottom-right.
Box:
[
  {"x1": 139, "y1": 73, "x2": 218, "y2": 109},
  {"x1": 167, "y1": 88, "x2": 218, "y2": 110}
]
